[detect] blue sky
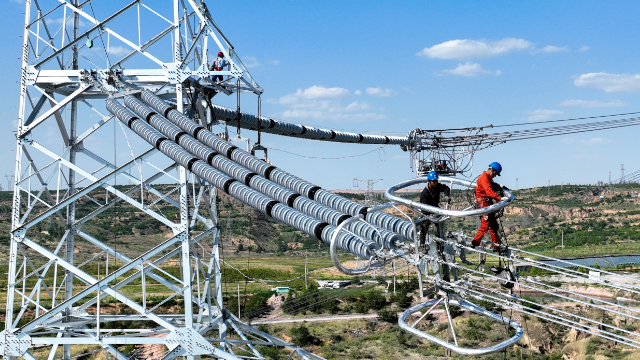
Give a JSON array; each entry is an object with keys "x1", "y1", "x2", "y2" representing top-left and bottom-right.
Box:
[{"x1": 2, "y1": 0, "x2": 640, "y2": 192}]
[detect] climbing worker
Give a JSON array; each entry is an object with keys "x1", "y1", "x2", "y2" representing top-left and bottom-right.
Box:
[
  {"x1": 436, "y1": 160, "x2": 450, "y2": 172},
  {"x1": 211, "y1": 51, "x2": 228, "y2": 83},
  {"x1": 419, "y1": 171, "x2": 451, "y2": 249},
  {"x1": 472, "y1": 162, "x2": 510, "y2": 249}
]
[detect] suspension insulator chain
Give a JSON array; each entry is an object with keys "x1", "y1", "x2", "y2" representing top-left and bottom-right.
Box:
[{"x1": 236, "y1": 79, "x2": 241, "y2": 136}]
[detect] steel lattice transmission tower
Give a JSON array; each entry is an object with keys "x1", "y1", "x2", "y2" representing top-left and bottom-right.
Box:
[
  {"x1": 1, "y1": 1, "x2": 320, "y2": 359},
  {"x1": 353, "y1": 178, "x2": 383, "y2": 205}
]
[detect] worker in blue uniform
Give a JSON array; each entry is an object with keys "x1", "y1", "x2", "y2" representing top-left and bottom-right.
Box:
[{"x1": 419, "y1": 171, "x2": 451, "y2": 249}]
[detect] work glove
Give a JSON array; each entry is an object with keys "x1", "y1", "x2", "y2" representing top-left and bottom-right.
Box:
[{"x1": 500, "y1": 196, "x2": 510, "y2": 202}]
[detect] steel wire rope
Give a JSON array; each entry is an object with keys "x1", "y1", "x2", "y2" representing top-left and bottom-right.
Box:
[
  {"x1": 221, "y1": 258, "x2": 349, "y2": 283},
  {"x1": 455, "y1": 234, "x2": 640, "y2": 298},
  {"x1": 243, "y1": 210, "x2": 251, "y2": 312},
  {"x1": 419, "y1": 111, "x2": 640, "y2": 136},
  {"x1": 484, "y1": 117, "x2": 640, "y2": 141},
  {"x1": 432, "y1": 246, "x2": 640, "y2": 323},
  {"x1": 245, "y1": 286, "x2": 355, "y2": 320},
  {"x1": 276, "y1": 285, "x2": 376, "y2": 318},
  {"x1": 116, "y1": 120, "x2": 170, "y2": 222},
  {"x1": 491, "y1": 111, "x2": 640, "y2": 128},
  {"x1": 495, "y1": 217, "x2": 515, "y2": 360},
  {"x1": 613, "y1": 169, "x2": 640, "y2": 183},
  {"x1": 460, "y1": 287, "x2": 640, "y2": 348},
  {"x1": 243, "y1": 286, "x2": 358, "y2": 320},
  {"x1": 463, "y1": 279, "x2": 640, "y2": 346},
  {"x1": 490, "y1": 119, "x2": 640, "y2": 141},
  {"x1": 422, "y1": 117, "x2": 640, "y2": 146},
  {"x1": 89, "y1": 2, "x2": 112, "y2": 67},
  {"x1": 516, "y1": 276, "x2": 533, "y2": 360},
  {"x1": 459, "y1": 283, "x2": 640, "y2": 348},
  {"x1": 228, "y1": 261, "x2": 411, "y2": 319},
  {"x1": 111, "y1": 97, "x2": 119, "y2": 323}
]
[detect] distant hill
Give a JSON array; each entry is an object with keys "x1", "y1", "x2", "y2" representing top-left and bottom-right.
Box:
[{"x1": 0, "y1": 183, "x2": 638, "y2": 262}]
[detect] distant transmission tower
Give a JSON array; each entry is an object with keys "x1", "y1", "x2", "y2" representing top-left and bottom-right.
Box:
[
  {"x1": 621, "y1": 164, "x2": 625, "y2": 184},
  {"x1": 4, "y1": 174, "x2": 11, "y2": 191},
  {"x1": 353, "y1": 178, "x2": 383, "y2": 205}
]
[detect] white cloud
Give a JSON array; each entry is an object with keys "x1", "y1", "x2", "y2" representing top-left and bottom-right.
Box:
[
  {"x1": 418, "y1": 38, "x2": 532, "y2": 60},
  {"x1": 533, "y1": 45, "x2": 569, "y2": 54},
  {"x1": 578, "y1": 46, "x2": 590, "y2": 52},
  {"x1": 563, "y1": 137, "x2": 610, "y2": 146},
  {"x1": 268, "y1": 59, "x2": 280, "y2": 65},
  {"x1": 365, "y1": 87, "x2": 394, "y2": 97},
  {"x1": 583, "y1": 137, "x2": 608, "y2": 145},
  {"x1": 560, "y1": 99, "x2": 627, "y2": 108},
  {"x1": 438, "y1": 62, "x2": 500, "y2": 77},
  {"x1": 241, "y1": 56, "x2": 260, "y2": 68},
  {"x1": 574, "y1": 72, "x2": 640, "y2": 92},
  {"x1": 354, "y1": 90, "x2": 362, "y2": 95},
  {"x1": 273, "y1": 86, "x2": 384, "y2": 121},
  {"x1": 279, "y1": 86, "x2": 350, "y2": 105},
  {"x1": 524, "y1": 109, "x2": 563, "y2": 121},
  {"x1": 107, "y1": 46, "x2": 131, "y2": 56}
]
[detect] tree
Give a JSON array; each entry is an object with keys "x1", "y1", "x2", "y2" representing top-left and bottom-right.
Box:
[{"x1": 290, "y1": 325, "x2": 321, "y2": 346}]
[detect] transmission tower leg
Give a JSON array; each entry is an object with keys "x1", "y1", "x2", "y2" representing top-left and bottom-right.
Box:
[
  {"x1": 62, "y1": 3, "x2": 80, "y2": 360},
  {"x1": 212, "y1": 224, "x2": 228, "y2": 351},
  {"x1": 4, "y1": 3, "x2": 30, "y2": 355}
]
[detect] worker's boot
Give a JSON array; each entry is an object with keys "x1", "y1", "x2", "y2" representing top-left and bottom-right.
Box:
[{"x1": 491, "y1": 240, "x2": 504, "y2": 253}]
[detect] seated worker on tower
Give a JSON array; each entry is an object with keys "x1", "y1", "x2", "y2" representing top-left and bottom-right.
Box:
[
  {"x1": 419, "y1": 171, "x2": 451, "y2": 250},
  {"x1": 210, "y1": 51, "x2": 228, "y2": 83},
  {"x1": 436, "y1": 160, "x2": 450, "y2": 172},
  {"x1": 472, "y1": 162, "x2": 510, "y2": 250}
]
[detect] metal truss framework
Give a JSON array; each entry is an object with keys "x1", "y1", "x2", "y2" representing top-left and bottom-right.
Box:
[{"x1": 3, "y1": 1, "x2": 319, "y2": 359}]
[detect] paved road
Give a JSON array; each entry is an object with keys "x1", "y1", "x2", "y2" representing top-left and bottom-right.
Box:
[{"x1": 251, "y1": 309, "x2": 445, "y2": 325}]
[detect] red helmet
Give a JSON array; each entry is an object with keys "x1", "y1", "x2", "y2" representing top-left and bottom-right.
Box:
[{"x1": 218, "y1": 52, "x2": 223, "y2": 56}]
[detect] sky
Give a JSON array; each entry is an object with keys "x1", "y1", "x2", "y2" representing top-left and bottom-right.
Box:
[{"x1": 1, "y1": 0, "x2": 640, "y2": 192}]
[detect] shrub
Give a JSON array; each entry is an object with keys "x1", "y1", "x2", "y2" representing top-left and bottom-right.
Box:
[
  {"x1": 521, "y1": 296, "x2": 542, "y2": 311},
  {"x1": 364, "y1": 290, "x2": 387, "y2": 311},
  {"x1": 585, "y1": 336, "x2": 603, "y2": 354},
  {"x1": 448, "y1": 305, "x2": 463, "y2": 318},
  {"x1": 366, "y1": 319, "x2": 378, "y2": 332},
  {"x1": 378, "y1": 308, "x2": 398, "y2": 323},
  {"x1": 256, "y1": 345, "x2": 282, "y2": 360},
  {"x1": 390, "y1": 290, "x2": 412, "y2": 309}
]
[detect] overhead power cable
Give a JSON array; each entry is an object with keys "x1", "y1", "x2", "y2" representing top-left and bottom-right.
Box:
[
  {"x1": 490, "y1": 111, "x2": 640, "y2": 128},
  {"x1": 424, "y1": 116, "x2": 640, "y2": 148}
]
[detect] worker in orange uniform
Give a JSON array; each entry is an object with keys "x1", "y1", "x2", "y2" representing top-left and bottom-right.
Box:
[
  {"x1": 472, "y1": 162, "x2": 510, "y2": 249},
  {"x1": 211, "y1": 51, "x2": 228, "y2": 83}
]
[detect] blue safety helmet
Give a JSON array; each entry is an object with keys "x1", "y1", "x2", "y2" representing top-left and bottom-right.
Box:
[
  {"x1": 489, "y1": 162, "x2": 502, "y2": 176},
  {"x1": 427, "y1": 171, "x2": 439, "y2": 181}
]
